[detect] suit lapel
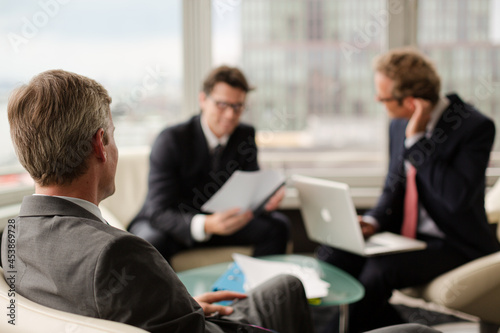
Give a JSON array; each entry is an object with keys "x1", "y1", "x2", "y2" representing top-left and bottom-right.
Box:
[{"x1": 192, "y1": 115, "x2": 212, "y2": 165}]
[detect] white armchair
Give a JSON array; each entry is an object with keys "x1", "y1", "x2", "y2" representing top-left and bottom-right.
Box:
[
  {"x1": 0, "y1": 267, "x2": 147, "y2": 333},
  {"x1": 403, "y1": 179, "x2": 500, "y2": 333}
]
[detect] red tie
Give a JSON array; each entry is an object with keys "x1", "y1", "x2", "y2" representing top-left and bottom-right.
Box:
[{"x1": 402, "y1": 164, "x2": 418, "y2": 238}]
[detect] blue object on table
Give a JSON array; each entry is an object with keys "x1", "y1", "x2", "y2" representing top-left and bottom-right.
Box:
[
  {"x1": 178, "y1": 255, "x2": 365, "y2": 333},
  {"x1": 211, "y1": 262, "x2": 246, "y2": 293}
]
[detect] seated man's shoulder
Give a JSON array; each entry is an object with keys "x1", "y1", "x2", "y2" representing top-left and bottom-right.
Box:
[
  {"x1": 236, "y1": 121, "x2": 255, "y2": 132},
  {"x1": 75, "y1": 220, "x2": 153, "y2": 253},
  {"x1": 154, "y1": 116, "x2": 200, "y2": 145},
  {"x1": 57, "y1": 219, "x2": 171, "y2": 277},
  {"x1": 447, "y1": 93, "x2": 494, "y2": 125},
  {"x1": 41, "y1": 215, "x2": 155, "y2": 261},
  {"x1": 230, "y1": 122, "x2": 255, "y2": 138}
]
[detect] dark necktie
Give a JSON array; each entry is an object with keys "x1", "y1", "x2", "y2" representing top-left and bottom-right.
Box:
[{"x1": 211, "y1": 144, "x2": 223, "y2": 171}]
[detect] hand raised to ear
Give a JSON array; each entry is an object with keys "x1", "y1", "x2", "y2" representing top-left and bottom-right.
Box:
[{"x1": 405, "y1": 98, "x2": 432, "y2": 138}]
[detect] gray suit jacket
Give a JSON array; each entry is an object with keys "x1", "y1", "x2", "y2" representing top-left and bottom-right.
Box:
[{"x1": 1, "y1": 195, "x2": 223, "y2": 333}]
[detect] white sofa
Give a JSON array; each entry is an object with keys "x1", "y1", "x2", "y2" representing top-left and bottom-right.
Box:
[
  {"x1": 0, "y1": 267, "x2": 146, "y2": 333},
  {"x1": 99, "y1": 146, "x2": 252, "y2": 272}
]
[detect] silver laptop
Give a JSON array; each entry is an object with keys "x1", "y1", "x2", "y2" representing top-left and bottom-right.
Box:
[{"x1": 292, "y1": 175, "x2": 426, "y2": 256}]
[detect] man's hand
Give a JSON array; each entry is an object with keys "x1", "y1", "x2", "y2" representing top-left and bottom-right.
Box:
[
  {"x1": 264, "y1": 186, "x2": 285, "y2": 212},
  {"x1": 405, "y1": 98, "x2": 433, "y2": 138},
  {"x1": 205, "y1": 208, "x2": 253, "y2": 236},
  {"x1": 194, "y1": 291, "x2": 247, "y2": 316},
  {"x1": 358, "y1": 216, "x2": 376, "y2": 239}
]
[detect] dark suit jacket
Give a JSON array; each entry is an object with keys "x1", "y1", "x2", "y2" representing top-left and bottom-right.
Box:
[
  {"x1": 1, "y1": 195, "x2": 223, "y2": 333},
  {"x1": 367, "y1": 94, "x2": 499, "y2": 260},
  {"x1": 130, "y1": 115, "x2": 259, "y2": 247}
]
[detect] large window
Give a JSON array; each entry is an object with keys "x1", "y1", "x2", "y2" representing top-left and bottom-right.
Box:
[
  {"x1": 2, "y1": 0, "x2": 499, "y2": 190},
  {"x1": 212, "y1": 0, "x2": 500, "y2": 173},
  {"x1": 418, "y1": 0, "x2": 500, "y2": 153},
  {"x1": 0, "y1": 0, "x2": 183, "y2": 188},
  {"x1": 212, "y1": 0, "x2": 389, "y2": 171}
]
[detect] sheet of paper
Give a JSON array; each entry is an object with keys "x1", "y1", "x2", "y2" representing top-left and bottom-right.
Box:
[
  {"x1": 232, "y1": 254, "x2": 330, "y2": 299},
  {"x1": 201, "y1": 170, "x2": 286, "y2": 213}
]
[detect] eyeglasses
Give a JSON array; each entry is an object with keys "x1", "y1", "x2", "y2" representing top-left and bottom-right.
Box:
[
  {"x1": 376, "y1": 95, "x2": 402, "y2": 103},
  {"x1": 208, "y1": 96, "x2": 245, "y2": 114}
]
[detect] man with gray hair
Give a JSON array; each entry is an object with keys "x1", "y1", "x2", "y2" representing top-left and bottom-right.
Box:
[{"x1": 2, "y1": 69, "x2": 313, "y2": 333}]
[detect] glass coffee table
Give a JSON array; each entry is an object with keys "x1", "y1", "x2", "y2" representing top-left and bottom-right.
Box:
[{"x1": 177, "y1": 254, "x2": 364, "y2": 333}]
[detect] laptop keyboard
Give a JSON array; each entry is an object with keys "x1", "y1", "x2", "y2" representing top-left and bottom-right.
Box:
[{"x1": 365, "y1": 240, "x2": 384, "y2": 248}]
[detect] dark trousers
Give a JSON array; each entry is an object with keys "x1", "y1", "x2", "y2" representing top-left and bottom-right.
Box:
[
  {"x1": 317, "y1": 236, "x2": 469, "y2": 333},
  {"x1": 224, "y1": 274, "x2": 315, "y2": 333},
  {"x1": 129, "y1": 211, "x2": 290, "y2": 262}
]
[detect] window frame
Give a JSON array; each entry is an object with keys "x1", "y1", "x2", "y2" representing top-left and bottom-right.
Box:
[{"x1": 1, "y1": 0, "x2": 499, "y2": 215}]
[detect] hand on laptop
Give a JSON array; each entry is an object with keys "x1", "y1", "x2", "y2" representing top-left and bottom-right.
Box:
[{"x1": 359, "y1": 216, "x2": 376, "y2": 239}]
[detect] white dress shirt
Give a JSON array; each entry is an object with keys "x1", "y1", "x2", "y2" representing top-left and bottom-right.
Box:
[
  {"x1": 190, "y1": 114, "x2": 231, "y2": 242},
  {"x1": 365, "y1": 96, "x2": 450, "y2": 238}
]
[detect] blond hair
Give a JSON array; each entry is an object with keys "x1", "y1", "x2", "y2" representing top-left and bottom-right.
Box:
[
  {"x1": 8, "y1": 70, "x2": 112, "y2": 186},
  {"x1": 374, "y1": 48, "x2": 441, "y2": 105}
]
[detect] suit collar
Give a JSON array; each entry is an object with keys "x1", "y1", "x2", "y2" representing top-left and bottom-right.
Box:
[
  {"x1": 426, "y1": 96, "x2": 450, "y2": 135},
  {"x1": 433, "y1": 93, "x2": 468, "y2": 133},
  {"x1": 19, "y1": 195, "x2": 103, "y2": 224}
]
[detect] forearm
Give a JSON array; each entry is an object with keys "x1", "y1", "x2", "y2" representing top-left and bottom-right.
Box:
[{"x1": 148, "y1": 206, "x2": 196, "y2": 247}]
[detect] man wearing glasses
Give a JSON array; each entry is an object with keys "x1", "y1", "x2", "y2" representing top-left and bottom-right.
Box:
[
  {"x1": 129, "y1": 66, "x2": 290, "y2": 262},
  {"x1": 318, "y1": 48, "x2": 500, "y2": 332}
]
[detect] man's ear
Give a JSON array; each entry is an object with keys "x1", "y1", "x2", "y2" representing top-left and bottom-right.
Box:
[
  {"x1": 403, "y1": 96, "x2": 415, "y2": 112},
  {"x1": 199, "y1": 91, "x2": 207, "y2": 112},
  {"x1": 93, "y1": 128, "x2": 107, "y2": 162}
]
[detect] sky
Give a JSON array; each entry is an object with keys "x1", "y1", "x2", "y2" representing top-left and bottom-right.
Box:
[
  {"x1": 0, "y1": 0, "x2": 498, "y2": 167},
  {"x1": 0, "y1": 0, "x2": 243, "y2": 168},
  {"x1": 0, "y1": 0, "x2": 186, "y2": 167},
  {"x1": 0, "y1": 0, "x2": 183, "y2": 86}
]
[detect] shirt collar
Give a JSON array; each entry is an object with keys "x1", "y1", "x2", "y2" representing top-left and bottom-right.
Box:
[
  {"x1": 426, "y1": 95, "x2": 450, "y2": 134},
  {"x1": 200, "y1": 114, "x2": 229, "y2": 151},
  {"x1": 33, "y1": 194, "x2": 107, "y2": 224}
]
